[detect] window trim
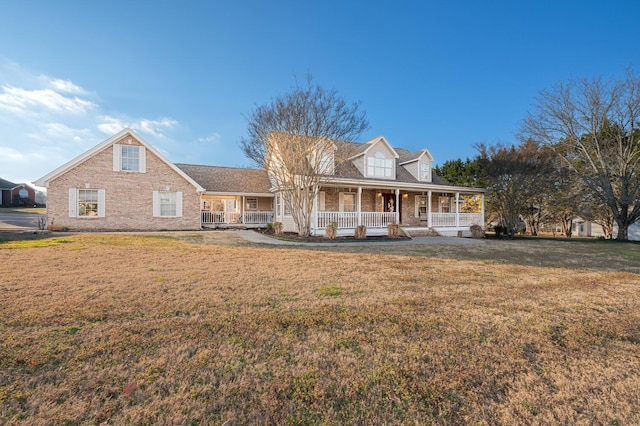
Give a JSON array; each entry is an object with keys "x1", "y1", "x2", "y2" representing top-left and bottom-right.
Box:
[
  {"x1": 367, "y1": 151, "x2": 393, "y2": 178},
  {"x1": 113, "y1": 143, "x2": 146, "y2": 173},
  {"x1": 246, "y1": 197, "x2": 258, "y2": 211},
  {"x1": 153, "y1": 191, "x2": 183, "y2": 218},
  {"x1": 69, "y1": 188, "x2": 105, "y2": 218}
]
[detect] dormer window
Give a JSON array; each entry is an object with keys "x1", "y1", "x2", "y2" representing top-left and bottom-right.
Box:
[
  {"x1": 368, "y1": 151, "x2": 393, "y2": 178},
  {"x1": 420, "y1": 162, "x2": 431, "y2": 181}
]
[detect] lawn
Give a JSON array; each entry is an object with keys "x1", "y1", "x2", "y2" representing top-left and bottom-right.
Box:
[{"x1": 1, "y1": 232, "x2": 639, "y2": 424}]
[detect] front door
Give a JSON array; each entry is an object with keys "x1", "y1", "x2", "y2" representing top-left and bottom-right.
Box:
[
  {"x1": 225, "y1": 199, "x2": 238, "y2": 223},
  {"x1": 382, "y1": 193, "x2": 401, "y2": 223}
]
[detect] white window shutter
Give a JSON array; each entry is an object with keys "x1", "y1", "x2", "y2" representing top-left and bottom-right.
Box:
[
  {"x1": 139, "y1": 146, "x2": 146, "y2": 173},
  {"x1": 113, "y1": 144, "x2": 121, "y2": 171},
  {"x1": 319, "y1": 191, "x2": 326, "y2": 211},
  {"x1": 152, "y1": 191, "x2": 160, "y2": 217},
  {"x1": 338, "y1": 193, "x2": 344, "y2": 212},
  {"x1": 176, "y1": 192, "x2": 183, "y2": 217},
  {"x1": 68, "y1": 188, "x2": 77, "y2": 217},
  {"x1": 98, "y1": 189, "x2": 106, "y2": 217}
]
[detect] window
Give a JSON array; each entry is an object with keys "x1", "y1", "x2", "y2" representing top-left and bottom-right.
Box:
[
  {"x1": 367, "y1": 152, "x2": 393, "y2": 178},
  {"x1": 69, "y1": 188, "x2": 105, "y2": 218},
  {"x1": 420, "y1": 162, "x2": 430, "y2": 181},
  {"x1": 416, "y1": 195, "x2": 428, "y2": 219},
  {"x1": 275, "y1": 194, "x2": 281, "y2": 217},
  {"x1": 113, "y1": 143, "x2": 146, "y2": 172},
  {"x1": 79, "y1": 189, "x2": 99, "y2": 216},
  {"x1": 439, "y1": 196, "x2": 450, "y2": 213},
  {"x1": 319, "y1": 152, "x2": 334, "y2": 175},
  {"x1": 121, "y1": 145, "x2": 140, "y2": 171},
  {"x1": 340, "y1": 192, "x2": 356, "y2": 212},
  {"x1": 318, "y1": 191, "x2": 326, "y2": 211},
  {"x1": 153, "y1": 191, "x2": 182, "y2": 217},
  {"x1": 246, "y1": 198, "x2": 258, "y2": 210},
  {"x1": 283, "y1": 193, "x2": 292, "y2": 215}
]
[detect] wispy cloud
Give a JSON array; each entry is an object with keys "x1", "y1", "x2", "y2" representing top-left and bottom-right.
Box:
[
  {"x1": 97, "y1": 116, "x2": 178, "y2": 137},
  {"x1": 48, "y1": 78, "x2": 86, "y2": 94},
  {"x1": 0, "y1": 85, "x2": 97, "y2": 115},
  {"x1": 0, "y1": 60, "x2": 227, "y2": 183}
]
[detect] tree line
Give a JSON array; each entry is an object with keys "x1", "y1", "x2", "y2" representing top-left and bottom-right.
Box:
[{"x1": 435, "y1": 69, "x2": 640, "y2": 241}]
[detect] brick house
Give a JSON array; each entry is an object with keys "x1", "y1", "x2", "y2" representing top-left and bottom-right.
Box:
[
  {"x1": 0, "y1": 178, "x2": 37, "y2": 207},
  {"x1": 36, "y1": 128, "x2": 485, "y2": 235}
]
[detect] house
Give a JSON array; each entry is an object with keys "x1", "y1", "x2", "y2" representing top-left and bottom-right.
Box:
[
  {"x1": 0, "y1": 178, "x2": 16, "y2": 207},
  {"x1": 36, "y1": 128, "x2": 485, "y2": 236},
  {"x1": 0, "y1": 178, "x2": 37, "y2": 207},
  {"x1": 269, "y1": 134, "x2": 485, "y2": 236},
  {"x1": 573, "y1": 217, "x2": 640, "y2": 241}
]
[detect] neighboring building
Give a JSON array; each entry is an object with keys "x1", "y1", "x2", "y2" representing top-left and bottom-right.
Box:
[
  {"x1": 0, "y1": 178, "x2": 38, "y2": 207},
  {"x1": 573, "y1": 217, "x2": 640, "y2": 241},
  {"x1": 0, "y1": 178, "x2": 16, "y2": 207},
  {"x1": 36, "y1": 128, "x2": 485, "y2": 236}
]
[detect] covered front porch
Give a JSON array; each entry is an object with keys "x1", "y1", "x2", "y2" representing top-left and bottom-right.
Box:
[
  {"x1": 309, "y1": 186, "x2": 484, "y2": 237},
  {"x1": 200, "y1": 194, "x2": 274, "y2": 228}
]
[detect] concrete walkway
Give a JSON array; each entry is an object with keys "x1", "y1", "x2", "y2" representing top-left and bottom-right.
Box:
[{"x1": 231, "y1": 229, "x2": 485, "y2": 246}]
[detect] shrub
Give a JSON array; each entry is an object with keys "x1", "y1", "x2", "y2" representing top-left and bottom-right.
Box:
[
  {"x1": 273, "y1": 222, "x2": 283, "y2": 235},
  {"x1": 355, "y1": 225, "x2": 367, "y2": 239},
  {"x1": 387, "y1": 223, "x2": 399, "y2": 238},
  {"x1": 470, "y1": 224, "x2": 484, "y2": 239},
  {"x1": 265, "y1": 222, "x2": 273, "y2": 232},
  {"x1": 325, "y1": 222, "x2": 337, "y2": 239},
  {"x1": 493, "y1": 225, "x2": 504, "y2": 238}
]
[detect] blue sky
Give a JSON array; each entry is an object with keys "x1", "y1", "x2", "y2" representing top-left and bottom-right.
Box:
[{"x1": 1, "y1": 1, "x2": 639, "y2": 184}]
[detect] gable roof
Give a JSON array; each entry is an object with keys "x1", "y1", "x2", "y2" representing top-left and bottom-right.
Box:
[
  {"x1": 34, "y1": 128, "x2": 204, "y2": 192},
  {"x1": 397, "y1": 148, "x2": 434, "y2": 165},
  {"x1": 175, "y1": 164, "x2": 273, "y2": 195},
  {"x1": 0, "y1": 178, "x2": 18, "y2": 190},
  {"x1": 348, "y1": 136, "x2": 399, "y2": 159}
]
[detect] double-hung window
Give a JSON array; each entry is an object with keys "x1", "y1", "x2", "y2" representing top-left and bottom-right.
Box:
[
  {"x1": 153, "y1": 191, "x2": 182, "y2": 217},
  {"x1": 113, "y1": 143, "x2": 146, "y2": 172},
  {"x1": 121, "y1": 145, "x2": 140, "y2": 172},
  {"x1": 246, "y1": 198, "x2": 258, "y2": 210},
  {"x1": 420, "y1": 162, "x2": 430, "y2": 181},
  {"x1": 340, "y1": 192, "x2": 356, "y2": 212},
  {"x1": 69, "y1": 188, "x2": 105, "y2": 218}
]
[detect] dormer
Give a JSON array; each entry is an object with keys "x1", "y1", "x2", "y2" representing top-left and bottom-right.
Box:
[
  {"x1": 399, "y1": 149, "x2": 434, "y2": 182},
  {"x1": 310, "y1": 138, "x2": 336, "y2": 176},
  {"x1": 349, "y1": 136, "x2": 399, "y2": 180}
]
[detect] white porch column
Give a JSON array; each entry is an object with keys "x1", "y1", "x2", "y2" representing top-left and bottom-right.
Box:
[
  {"x1": 395, "y1": 188, "x2": 400, "y2": 224},
  {"x1": 481, "y1": 193, "x2": 485, "y2": 229},
  {"x1": 313, "y1": 190, "x2": 318, "y2": 236},
  {"x1": 241, "y1": 196, "x2": 245, "y2": 223},
  {"x1": 455, "y1": 192, "x2": 460, "y2": 228},
  {"x1": 357, "y1": 187, "x2": 362, "y2": 226},
  {"x1": 428, "y1": 190, "x2": 432, "y2": 227}
]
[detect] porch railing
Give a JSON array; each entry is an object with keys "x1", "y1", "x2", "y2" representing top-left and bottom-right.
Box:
[
  {"x1": 317, "y1": 212, "x2": 397, "y2": 229},
  {"x1": 201, "y1": 211, "x2": 273, "y2": 225},
  {"x1": 431, "y1": 213, "x2": 483, "y2": 227},
  {"x1": 243, "y1": 211, "x2": 274, "y2": 224}
]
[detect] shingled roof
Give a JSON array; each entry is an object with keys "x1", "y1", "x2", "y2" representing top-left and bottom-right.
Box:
[
  {"x1": 0, "y1": 178, "x2": 18, "y2": 190},
  {"x1": 175, "y1": 164, "x2": 272, "y2": 194}
]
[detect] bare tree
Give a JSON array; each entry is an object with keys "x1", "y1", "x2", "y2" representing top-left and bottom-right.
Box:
[
  {"x1": 240, "y1": 77, "x2": 369, "y2": 236},
  {"x1": 522, "y1": 70, "x2": 640, "y2": 240}
]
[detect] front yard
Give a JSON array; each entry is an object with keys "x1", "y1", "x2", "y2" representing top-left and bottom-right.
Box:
[{"x1": 1, "y1": 232, "x2": 639, "y2": 424}]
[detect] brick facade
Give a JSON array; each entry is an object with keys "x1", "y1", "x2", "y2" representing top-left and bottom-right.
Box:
[{"x1": 46, "y1": 135, "x2": 201, "y2": 231}]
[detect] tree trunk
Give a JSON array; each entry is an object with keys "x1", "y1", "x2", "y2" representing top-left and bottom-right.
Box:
[{"x1": 616, "y1": 221, "x2": 629, "y2": 241}]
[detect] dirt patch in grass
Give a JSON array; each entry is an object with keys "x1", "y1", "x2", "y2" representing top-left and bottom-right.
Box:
[{"x1": 1, "y1": 233, "x2": 639, "y2": 424}]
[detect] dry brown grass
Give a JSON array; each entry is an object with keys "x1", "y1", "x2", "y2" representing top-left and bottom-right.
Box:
[{"x1": 1, "y1": 232, "x2": 639, "y2": 425}]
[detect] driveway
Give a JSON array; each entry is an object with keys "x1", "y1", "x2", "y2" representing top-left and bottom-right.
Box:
[{"x1": 0, "y1": 210, "x2": 44, "y2": 230}]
